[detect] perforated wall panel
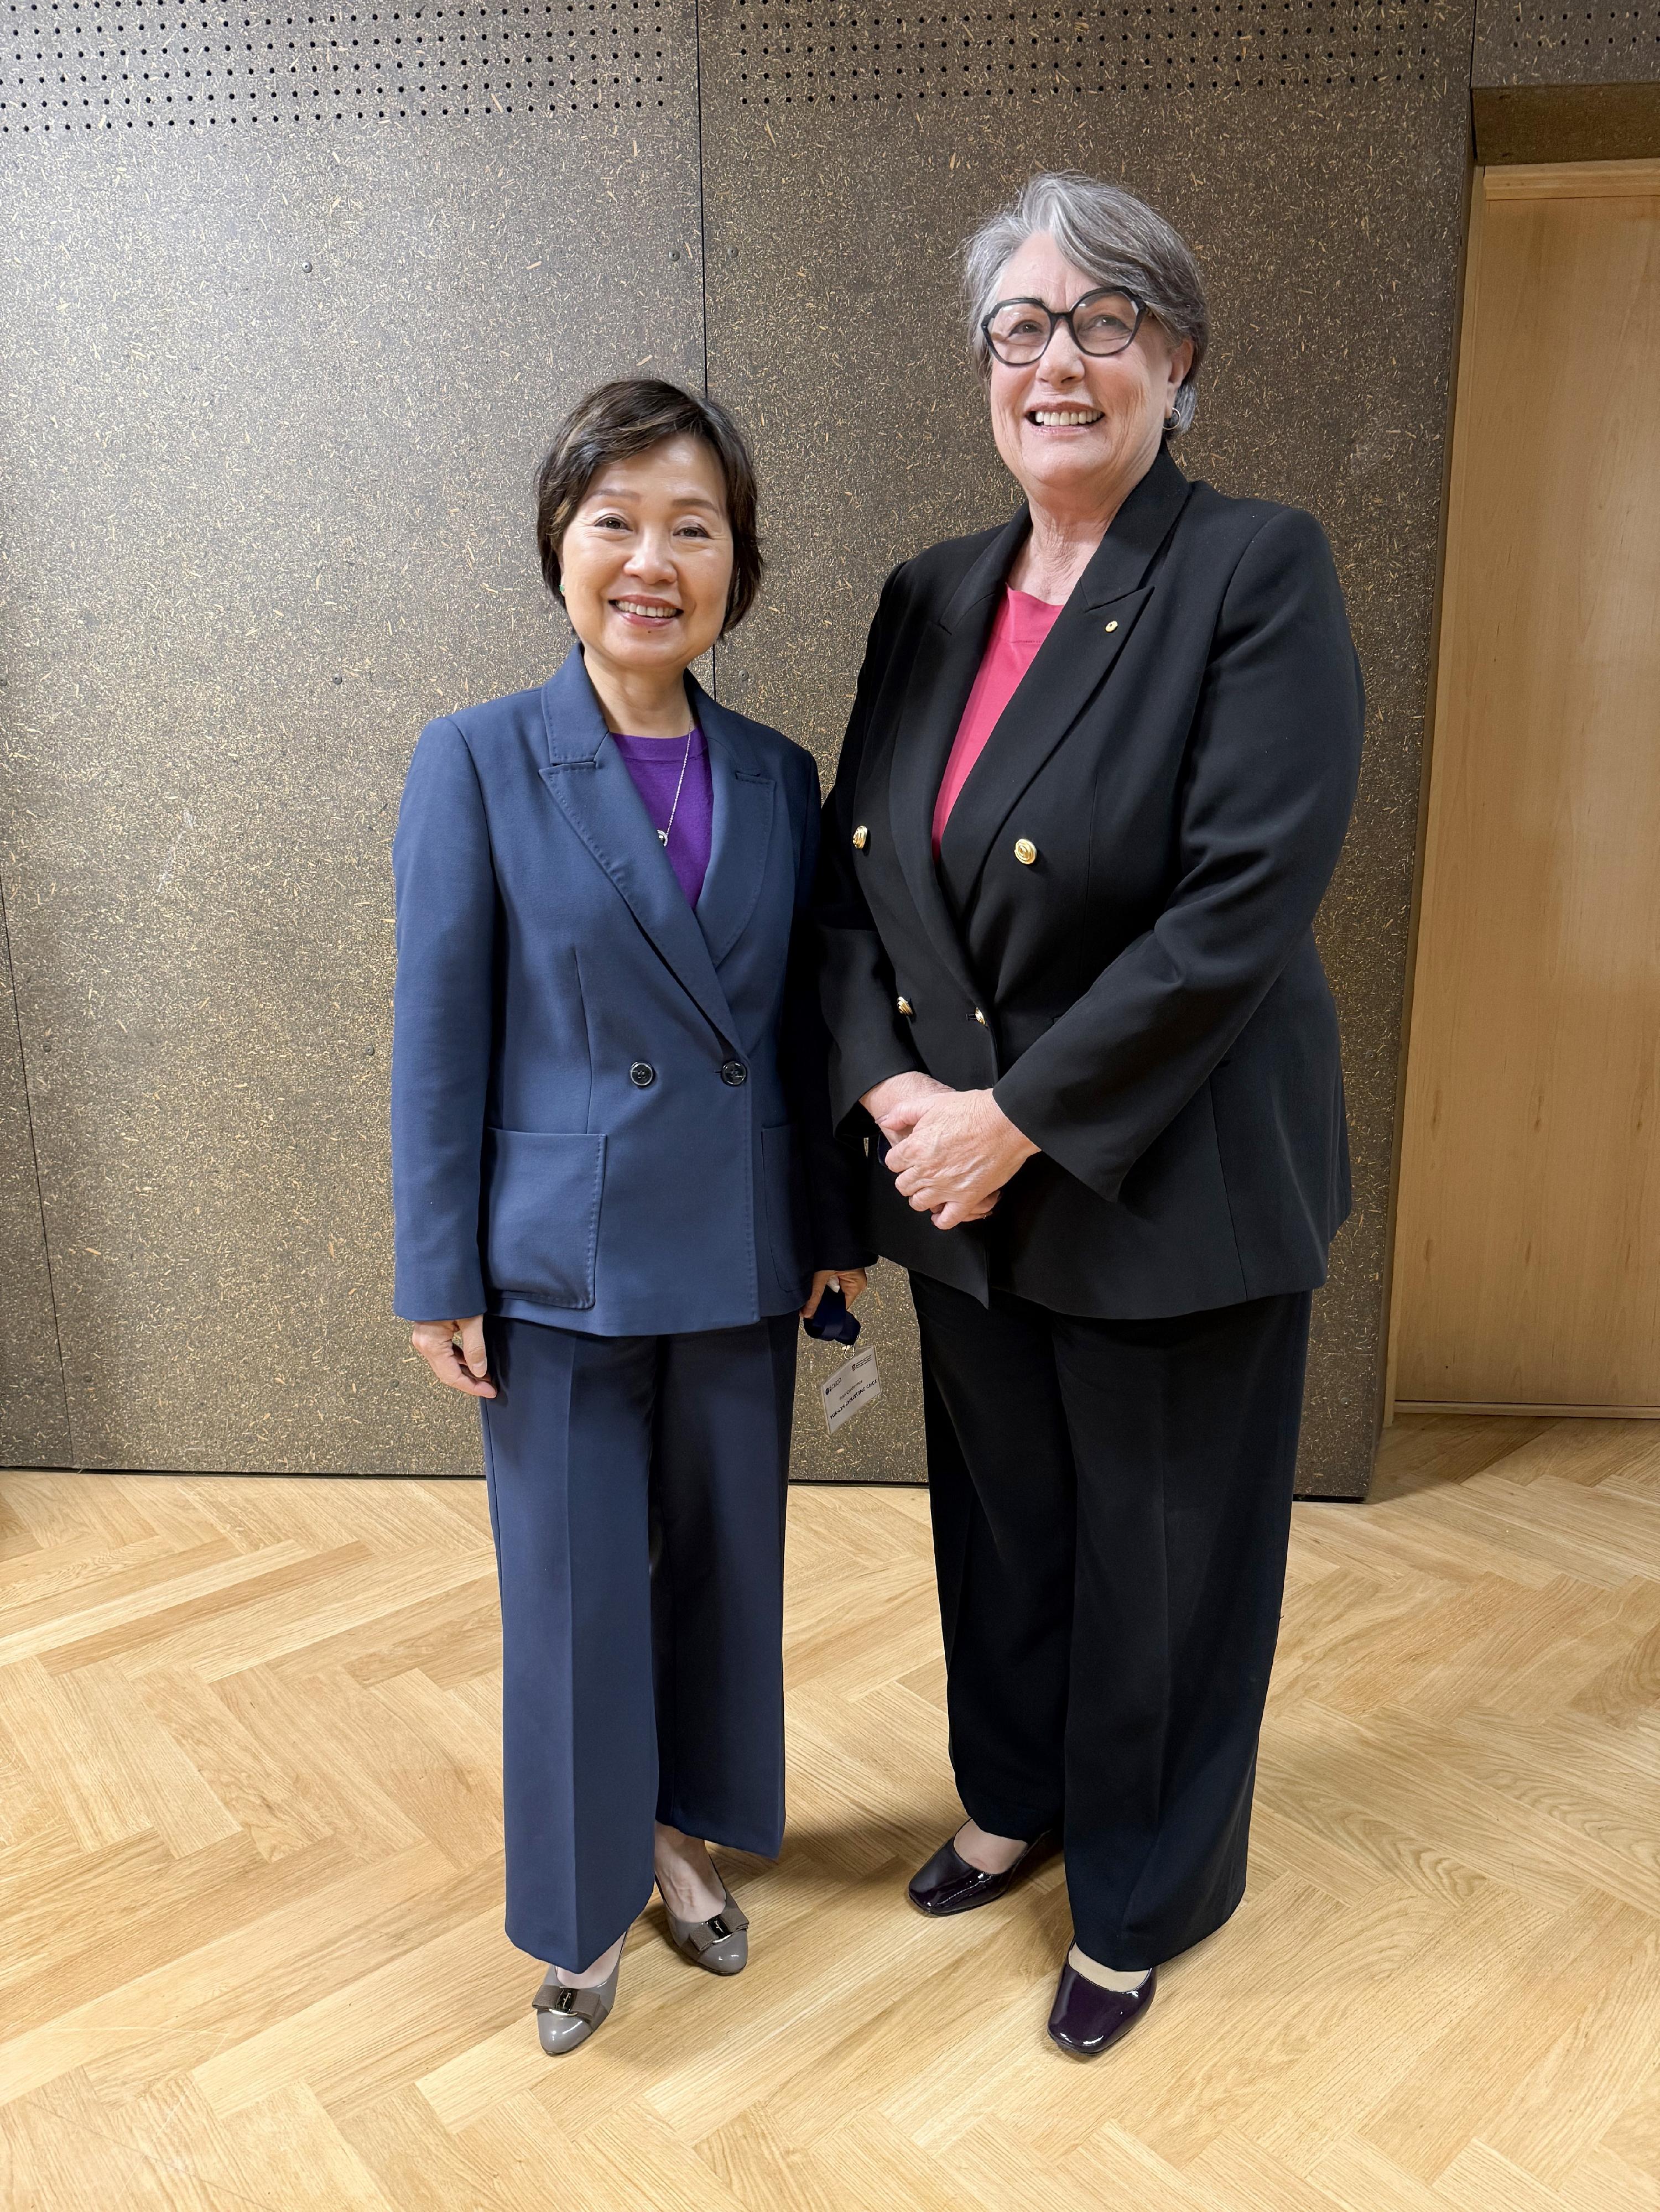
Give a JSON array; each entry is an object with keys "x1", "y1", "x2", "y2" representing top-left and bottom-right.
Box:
[
  {"x1": 1, "y1": 0, "x2": 1503, "y2": 1491},
  {"x1": 1474, "y1": 0, "x2": 1660, "y2": 87},
  {"x1": 729, "y1": 0, "x2": 1446, "y2": 105},
  {"x1": 0, "y1": 0, "x2": 670, "y2": 132},
  {"x1": 1, "y1": 34, "x2": 703, "y2": 1472},
  {"x1": 701, "y1": 0, "x2": 1477, "y2": 1496}
]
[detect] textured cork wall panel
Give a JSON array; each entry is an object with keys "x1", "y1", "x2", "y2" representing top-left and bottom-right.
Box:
[
  {"x1": 0, "y1": 1, "x2": 680, "y2": 131},
  {"x1": 1474, "y1": 0, "x2": 1660, "y2": 86},
  {"x1": 1474, "y1": 80, "x2": 1660, "y2": 161},
  {"x1": 702, "y1": 4, "x2": 1476, "y2": 1494},
  {"x1": 0, "y1": 0, "x2": 1487, "y2": 1491},
  {"x1": 0, "y1": 897, "x2": 70, "y2": 1465},
  {"x1": 0, "y1": 93, "x2": 704, "y2": 1470}
]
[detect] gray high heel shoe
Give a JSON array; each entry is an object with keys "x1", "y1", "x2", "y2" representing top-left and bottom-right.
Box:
[
  {"x1": 658, "y1": 1880, "x2": 749, "y2": 1975},
  {"x1": 532, "y1": 1949, "x2": 622, "y2": 2054}
]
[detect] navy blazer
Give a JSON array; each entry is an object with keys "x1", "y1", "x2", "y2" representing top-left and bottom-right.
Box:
[
  {"x1": 392, "y1": 646, "x2": 865, "y2": 1335},
  {"x1": 815, "y1": 448, "x2": 1365, "y2": 1319}
]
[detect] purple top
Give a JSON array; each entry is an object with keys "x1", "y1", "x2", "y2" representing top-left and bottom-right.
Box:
[{"x1": 612, "y1": 729, "x2": 714, "y2": 910}]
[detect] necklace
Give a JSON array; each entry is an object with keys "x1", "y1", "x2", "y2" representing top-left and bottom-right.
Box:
[{"x1": 658, "y1": 730, "x2": 694, "y2": 848}]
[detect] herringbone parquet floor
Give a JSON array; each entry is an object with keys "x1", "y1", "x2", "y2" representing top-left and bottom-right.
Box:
[{"x1": 2, "y1": 1413, "x2": 1658, "y2": 2210}]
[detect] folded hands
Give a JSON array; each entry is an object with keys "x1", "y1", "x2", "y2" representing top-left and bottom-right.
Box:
[{"x1": 862, "y1": 1071, "x2": 1039, "y2": 1232}]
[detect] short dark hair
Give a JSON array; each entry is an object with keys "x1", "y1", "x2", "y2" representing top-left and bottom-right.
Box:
[{"x1": 534, "y1": 379, "x2": 763, "y2": 634}]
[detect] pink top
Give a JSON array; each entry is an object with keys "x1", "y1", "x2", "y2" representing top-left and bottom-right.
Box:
[{"x1": 931, "y1": 587, "x2": 1065, "y2": 857}]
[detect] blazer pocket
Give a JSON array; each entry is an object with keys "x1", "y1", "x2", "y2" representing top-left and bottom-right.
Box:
[
  {"x1": 482, "y1": 1128, "x2": 606, "y2": 1309},
  {"x1": 761, "y1": 1122, "x2": 811, "y2": 1271}
]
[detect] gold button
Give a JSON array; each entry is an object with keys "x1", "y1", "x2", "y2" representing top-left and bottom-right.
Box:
[
  {"x1": 1105, "y1": 619, "x2": 1119, "y2": 634},
  {"x1": 974, "y1": 1008, "x2": 988, "y2": 1027},
  {"x1": 1013, "y1": 838, "x2": 1037, "y2": 867},
  {"x1": 897, "y1": 995, "x2": 913, "y2": 1016},
  {"x1": 852, "y1": 824, "x2": 868, "y2": 850}
]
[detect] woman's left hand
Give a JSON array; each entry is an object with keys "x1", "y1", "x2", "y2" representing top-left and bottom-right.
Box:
[
  {"x1": 885, "y1": 1091, "x2": 1039, "y2": 1230},
  {"x1": 802, "y1": 1268, "x2": 870, "y2": 1320}
]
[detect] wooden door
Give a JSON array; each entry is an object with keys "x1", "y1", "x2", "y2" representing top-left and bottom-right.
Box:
[{"x1": 1393, "y1": 161, "x2": 1660, "y2": 1413}]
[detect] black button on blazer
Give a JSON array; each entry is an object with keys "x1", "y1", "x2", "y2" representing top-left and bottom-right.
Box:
[{"x1": 814, "y1": 446, "x2": 1366, "y2": 1320}]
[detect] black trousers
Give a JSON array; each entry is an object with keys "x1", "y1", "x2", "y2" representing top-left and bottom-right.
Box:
[{"x1": 909, "y1": 1274, "x2": 1312, "y2": 1971}]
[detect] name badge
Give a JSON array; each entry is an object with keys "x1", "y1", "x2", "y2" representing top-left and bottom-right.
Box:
[{"x1": 820, "y1": 1347, "x2": 881, "y2": 1434}]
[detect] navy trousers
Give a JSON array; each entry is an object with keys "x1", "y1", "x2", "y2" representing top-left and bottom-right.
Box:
[
  {"x1": 909, "y1": 1277, "x2": 1312, "y2": 1972},
  {"x1": 480, "y1": 1312, "x2": 798, "y2": 1971}
]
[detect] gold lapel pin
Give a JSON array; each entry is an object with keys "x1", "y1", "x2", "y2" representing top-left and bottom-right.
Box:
[
  {"x1": 1104, "y1": 619, "x2": 1120, "y2": 634},
  {"x1": 852, "y1": 824, "x2": 868, "y2": 849},
  {"x1": 1013, "y1": 838, "x2": 1037, "y2": 867}
]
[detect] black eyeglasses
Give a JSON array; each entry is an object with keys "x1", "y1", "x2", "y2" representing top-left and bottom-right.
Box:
[{"x1": 981, "y1": 288, "x2": 1145, "y2": 367}]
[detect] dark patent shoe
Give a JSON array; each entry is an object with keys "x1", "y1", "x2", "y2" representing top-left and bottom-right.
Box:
[
  {"x1": 1047, "y1": 1960, "x2": 1156, "y2": 2059},
  {"x1": 907, "y1": 1829, "x2": 1058, "y2": 1917}
]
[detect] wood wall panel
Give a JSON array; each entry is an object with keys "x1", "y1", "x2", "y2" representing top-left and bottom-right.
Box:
[{"x1": 1394, "y1": 161, "x2": 1660, "y2": 1410}]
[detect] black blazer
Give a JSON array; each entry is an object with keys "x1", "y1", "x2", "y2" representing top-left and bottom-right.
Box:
[{"x1": 814, "y1": 446, "x2": 1365, "y2": 1319}]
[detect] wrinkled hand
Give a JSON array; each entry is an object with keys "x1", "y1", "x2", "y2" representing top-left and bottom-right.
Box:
[
  {"x1": 884, "y1": 1090, "x2": 1039, "y2": 1232},
  {"x1": 411, "y1": 1316, "x2": 497, "y2": 1399},
  {"x1": 802, "y1": 1267, "x2": 870, "y2": 1321},
  {"x1": 861, "y1": 1069, "x2": 953, "y2": 1144}
]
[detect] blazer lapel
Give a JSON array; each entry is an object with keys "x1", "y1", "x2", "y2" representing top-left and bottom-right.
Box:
[
  {"x1": 689, "y1": 680, "x2": 777, "y2": 969},
  {"x1": 537, "y1": 649, "x2": 739, "y2": 1047},
  {"x1": 937, "y1": 448, "x2": 1194, "y2": 907},
  {"x1": 888, "y1": 508, "x2": 1029, "y2": 999}
]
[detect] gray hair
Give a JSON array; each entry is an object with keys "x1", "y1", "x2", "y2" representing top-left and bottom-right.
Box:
[{"x1": 962, "y1": 173, "x2": 1209, "y2": 436}]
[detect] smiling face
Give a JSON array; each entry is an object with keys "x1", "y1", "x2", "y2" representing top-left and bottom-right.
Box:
[
  {"x1": 984, "y1": 232, "x2": 1194, "y2": 515},
  {"x1": 557, "y1": 434, "x2": 735, "y2": 682}
]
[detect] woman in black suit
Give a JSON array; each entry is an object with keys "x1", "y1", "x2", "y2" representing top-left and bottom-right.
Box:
[{"x1": 815, "y1": 173, "x2": 1364, "y2": 2057}]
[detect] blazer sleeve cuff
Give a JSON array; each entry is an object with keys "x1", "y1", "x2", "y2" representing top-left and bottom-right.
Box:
[
  {"x1": 991, "y1": 1067, "x2": 1128, "y2": 1206},
  {"x1": 814, "y1": 1241, "x2": 879, "y2": 1273},
  {"x1": 831, "y1": 1047, "x2": 922, "y2": 1138},
  {"x1": 394, "y1": 1264, "x2": 488, "y2": 1326}
]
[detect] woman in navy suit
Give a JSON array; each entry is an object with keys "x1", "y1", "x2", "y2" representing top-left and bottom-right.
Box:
[{"x1": 392, "y1": 380, "x2": 867, "y2": 2052}]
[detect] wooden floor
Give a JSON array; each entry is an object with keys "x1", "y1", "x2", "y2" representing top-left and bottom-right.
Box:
[{"x1": 2, "y1": 1417, "x2": 1658, "y2": 2211}]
